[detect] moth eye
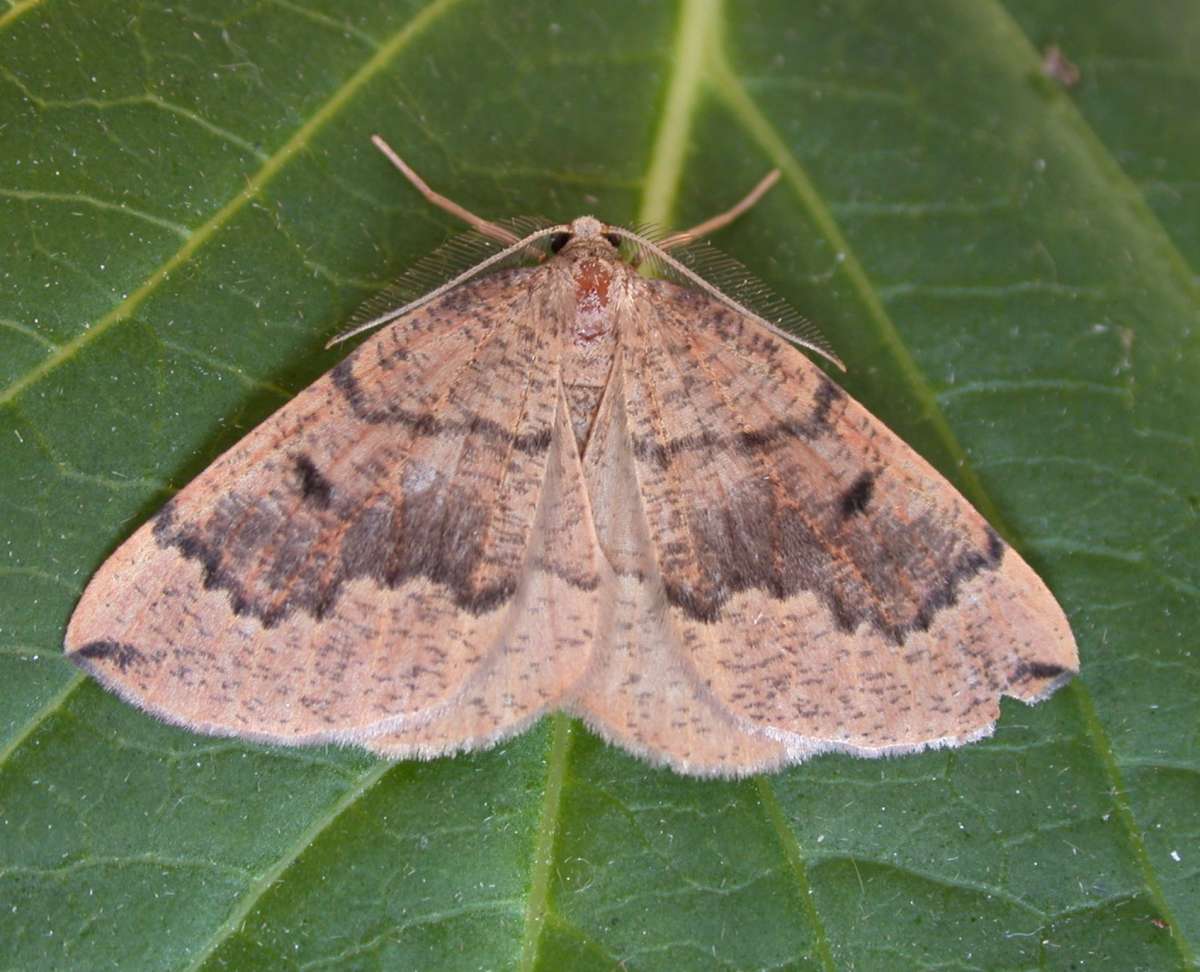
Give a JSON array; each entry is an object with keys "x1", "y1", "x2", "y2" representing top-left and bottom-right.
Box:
[
  {"x1": 549, "y1": 232, "x2": 572, "y2": 253},
  {"x1": 603, "y1": 232, "x2": 622, "y2": 249}
]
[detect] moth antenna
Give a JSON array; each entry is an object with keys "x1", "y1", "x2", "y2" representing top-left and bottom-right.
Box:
[
  {"x1": 371, "y1": 134, "x2": 522, "y2": 246},
  {"x1": 325, "y1": 224, "x2": 566, "y2": 347},
  {"x1": 612, "y1": 227, "x2": 846, "y2": 370},
  {"x1": 658, "y1": 169, "x2": 781, "y2": 249}
]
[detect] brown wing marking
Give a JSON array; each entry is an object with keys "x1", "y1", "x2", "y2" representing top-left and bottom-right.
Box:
[
  {"x1": 366, "y1": 382, "x2": 603, "y2": 757},
  {"x1": 569, "y1": 345, "x2": 789, "y2": 776},
  {"x1": 66, "y1": 268, "x2": 600, "y2": 746},
  {"x1": 611, "y1": 279, "x2": 1077, "y2": 765}
]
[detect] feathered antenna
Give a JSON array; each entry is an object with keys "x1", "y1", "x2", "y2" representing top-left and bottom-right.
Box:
[{"x1": 339, "y1": 137, "x2": 841, "y2": 367}]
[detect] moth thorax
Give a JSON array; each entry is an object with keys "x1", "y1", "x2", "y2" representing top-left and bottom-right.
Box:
[
  {"x1": 573, "y1": 256, "x2": 615, "y2": 342},
  {"x1": 557, "y1": 217, "x2": 624, "y2": 347},
  {"x1": 562, "y1": 257, "x2": 619, "y2": 453}
]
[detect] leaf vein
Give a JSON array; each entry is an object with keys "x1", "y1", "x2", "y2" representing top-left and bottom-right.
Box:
[{"x1": 0, "y1": 0, "x2": 467, "y2": 411}]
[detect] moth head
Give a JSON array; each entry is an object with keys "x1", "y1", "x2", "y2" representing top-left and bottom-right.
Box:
[{"x1": 550, "y1": 217, "x2": 624, "y2": 255}]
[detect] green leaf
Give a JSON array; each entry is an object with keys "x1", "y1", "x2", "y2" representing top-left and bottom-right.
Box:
[{"x1": 2, "y1": 1, "x2": 1196, "y2": 969}]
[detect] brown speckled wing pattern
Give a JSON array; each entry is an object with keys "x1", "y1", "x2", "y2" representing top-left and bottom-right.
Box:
[
  {"x1": 570, "y1": 280, "x2": 1075, "y2": 775},
  {"x1": 67, "y1": 269, "x2": 601, "y2": 751},
  {"x1": 66, "y1": 227, "x2": 1077, "y2": 777}
]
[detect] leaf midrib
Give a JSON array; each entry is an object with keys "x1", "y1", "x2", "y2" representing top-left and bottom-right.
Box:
[
  {"x1": 518, "y1": 715, "x2": 574, "y2": 971},
  {"x1": 629, "y1": 1, "x2": 842, "y2": 965}
]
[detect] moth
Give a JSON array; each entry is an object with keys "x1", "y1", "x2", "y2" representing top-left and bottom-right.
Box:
[{"x1": 65, "y1": 136, "x2": 1078, "y2": 777}]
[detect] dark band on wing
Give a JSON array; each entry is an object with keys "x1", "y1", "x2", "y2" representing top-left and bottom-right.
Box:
[
  {"x1": 331, "y1": 358, "x2": 553, "y2": 455},
  {"x1": 73, "y1": 639, "x2": 145, "y2": 672},
  {"x1": 151, "y1": 477, "x2": 598, "y2": 629},
  {"x1": 1012, "y1": 660, "x2": 1073, "y2": 682},
  {"x1": 631, "y1": 376, "x2": 843, "y2": 468},
  {"x1": 662, "y1": 475, "x2": 1008, "y2": 645}
]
